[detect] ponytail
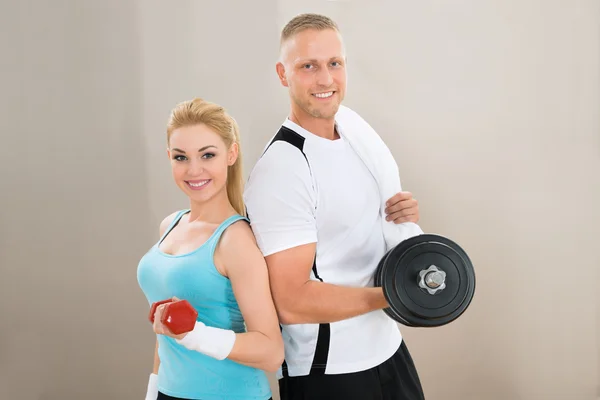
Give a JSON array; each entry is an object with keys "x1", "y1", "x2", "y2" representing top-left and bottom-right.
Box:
[{"x1": 226, "y1": 117, "x2": 246, "y2": 217}]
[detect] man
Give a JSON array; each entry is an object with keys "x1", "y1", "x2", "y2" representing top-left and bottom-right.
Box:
[{"x1": 243, "y1": 13, "x2": 426, "y2": 400}]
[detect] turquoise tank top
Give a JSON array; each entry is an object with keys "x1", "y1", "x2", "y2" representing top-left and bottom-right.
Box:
[{"x1": 137, "y1": 210, "x2": 272, "y2": 400}]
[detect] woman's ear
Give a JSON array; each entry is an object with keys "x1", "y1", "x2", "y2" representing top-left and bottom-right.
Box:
[{"x1": 228, "y1": 142, "x2": 239, "y2": 166}]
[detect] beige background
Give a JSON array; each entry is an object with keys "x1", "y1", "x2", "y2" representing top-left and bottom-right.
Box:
[{"x1": 1, "y1": 1, "x2": 598, "y2": 399}]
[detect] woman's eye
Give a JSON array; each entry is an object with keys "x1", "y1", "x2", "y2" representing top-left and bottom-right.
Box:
[
  {"x1": 202, "y1": 152, "x2": 216, "y2": 159},
  {"x1": 174, "y1": 155, "x2": 187, "y2": 161}
]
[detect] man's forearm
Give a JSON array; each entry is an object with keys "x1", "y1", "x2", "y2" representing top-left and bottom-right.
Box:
[{"x1": 279, "y1": 281, "x2": 389, "y2": 324}]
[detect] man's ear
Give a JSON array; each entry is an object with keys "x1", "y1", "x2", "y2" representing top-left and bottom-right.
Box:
[{"x1": 276, "y1": 62, "x2": 289, "y2": 87}]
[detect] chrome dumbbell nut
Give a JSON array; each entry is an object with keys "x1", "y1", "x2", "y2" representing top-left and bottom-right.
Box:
[{"x1": 418, "y1": 265, "x2": 446, "y2": 295}]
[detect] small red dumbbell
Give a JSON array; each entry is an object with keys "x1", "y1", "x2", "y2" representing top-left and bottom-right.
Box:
[{"x1": 149, "y1": 299, "x2": 198, "y2": 335}]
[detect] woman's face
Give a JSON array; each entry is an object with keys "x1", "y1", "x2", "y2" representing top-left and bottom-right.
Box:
[{"x1": 167, "y1": 123, "x2": 237, "y2": 204}]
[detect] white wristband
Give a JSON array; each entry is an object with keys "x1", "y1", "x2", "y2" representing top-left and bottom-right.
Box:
[
  {"x1": 145, "y1": 373, "x2": 158, "y2": 400},
  {"x1": 175, "y1": 321, "x2": 236, "y2": 360}
]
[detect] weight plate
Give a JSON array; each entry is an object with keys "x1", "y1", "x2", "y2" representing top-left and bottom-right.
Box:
[
  {"x1": 377, "y1": 234, "x2": 475, "y2": 327},
  {"x1": 375, "y1": 250, "x2": 415, "y2": 326}
]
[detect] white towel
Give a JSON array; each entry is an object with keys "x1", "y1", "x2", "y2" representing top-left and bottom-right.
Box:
[{"x1": 335, "y1": 105, "x2": 424, "y2": 252}]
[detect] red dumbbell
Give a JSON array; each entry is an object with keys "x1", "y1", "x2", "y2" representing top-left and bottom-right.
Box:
[
  {"x1": 148, "y1": 299, "x2": 174, "y2": 323},
  {"x1": 148, "y1": 299, "x2": 198, "y2": 335}
]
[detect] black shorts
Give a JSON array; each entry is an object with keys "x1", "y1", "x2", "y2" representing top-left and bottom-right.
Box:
[{"x1": 278, "y1": 340, "x2": 425, "y2": 400}]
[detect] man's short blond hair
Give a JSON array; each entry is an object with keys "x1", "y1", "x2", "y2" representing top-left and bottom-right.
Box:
[{"x1": 280, "y1": 13, "x2": 340, "y2": 45}]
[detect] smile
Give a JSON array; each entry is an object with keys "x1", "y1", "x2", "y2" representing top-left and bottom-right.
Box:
[
  {"x1": 312, "y1": 91, "x2": 334, "y2": 99},
  {"x1": 185, "y1": 180, "x2": 211, "y2": 190}
]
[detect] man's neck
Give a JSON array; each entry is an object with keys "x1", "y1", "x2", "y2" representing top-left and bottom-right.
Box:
[{"x1": 289, "y1": 110, "x2": 339, "y2": 141}]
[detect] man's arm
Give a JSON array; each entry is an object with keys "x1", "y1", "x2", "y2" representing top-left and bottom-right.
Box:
[
  {"x1": 265, "y1": 243, "x2": 388, "y2": 325},
  {"x1": 245, "y1": 142, "x2": 388, "y2": 325}
]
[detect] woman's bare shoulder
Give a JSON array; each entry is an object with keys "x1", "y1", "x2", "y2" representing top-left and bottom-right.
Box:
[
  {"x1": 220, "y1": 218, "x2": 257, "y2": 248},
  {"x1": 159, "y1": 211, "x2": 184, "y2": 236}
]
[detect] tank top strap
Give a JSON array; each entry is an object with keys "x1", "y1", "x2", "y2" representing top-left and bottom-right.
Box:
[
  {"x1": 157, "y1": 209, "x2": 190, "y2": 245},
  {"x1": 207, "y1": 214, "x2": 249, "y2": 255}
]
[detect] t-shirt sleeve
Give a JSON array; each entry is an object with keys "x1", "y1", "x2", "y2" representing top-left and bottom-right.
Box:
[{"x1": 243, "y1": 142, "x2": 317, "y2": 257}]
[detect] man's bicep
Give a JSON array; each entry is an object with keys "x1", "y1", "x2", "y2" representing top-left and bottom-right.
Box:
[{"x1": 264, "y1": 243, "x2": 317, "y2": 318}]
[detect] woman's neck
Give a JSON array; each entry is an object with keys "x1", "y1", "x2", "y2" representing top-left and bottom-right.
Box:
[{"x1": 187, "y1": 190, "x2": 236, "y2": 225}]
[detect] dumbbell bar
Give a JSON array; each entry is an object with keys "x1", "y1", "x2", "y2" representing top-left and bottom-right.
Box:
[
  {"x1": 374, "y1": 234, "x2": 476, "y2": 328},
  {"x1": 148, "y1": 299, "x2": 198, "y2": 335}
]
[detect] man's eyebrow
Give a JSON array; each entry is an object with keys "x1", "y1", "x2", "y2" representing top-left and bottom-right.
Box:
[{"x1": 294, "y1": 56, "x2": 343, "y2": 64}]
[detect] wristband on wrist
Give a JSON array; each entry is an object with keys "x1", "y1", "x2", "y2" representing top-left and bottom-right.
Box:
[
  {"x1": 175, "y1": 321, "x2": 236, "y2": 360},
  {"x1": 145, "y1": 373, "x2": 158, "y2": 400}
]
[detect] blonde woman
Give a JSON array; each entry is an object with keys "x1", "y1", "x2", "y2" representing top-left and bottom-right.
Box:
[{"x1": 137, "y1": 98, "x2": 283, "y2": 400}]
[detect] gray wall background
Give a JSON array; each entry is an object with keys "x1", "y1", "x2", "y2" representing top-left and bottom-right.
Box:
[{"x1": 1, "y1": 1, "x2": 598, "y2": 399}]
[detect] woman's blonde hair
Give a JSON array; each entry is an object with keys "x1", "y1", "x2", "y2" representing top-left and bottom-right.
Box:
[{"x1": 166, "y1": 98, "x2": 245, "y2": 217}]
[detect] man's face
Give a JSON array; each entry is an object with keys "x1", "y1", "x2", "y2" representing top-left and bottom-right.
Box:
[{"x1": 277, "y1": 28, "x2": 347, "y2": 120}]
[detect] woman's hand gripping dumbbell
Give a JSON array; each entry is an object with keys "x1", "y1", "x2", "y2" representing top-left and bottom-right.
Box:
[
  {"x1": 148, "y1": 297, "x2": 237, "y2": 360},
  {"x1": 148, "y1": 297, "x2": 199, "y2": 339}
]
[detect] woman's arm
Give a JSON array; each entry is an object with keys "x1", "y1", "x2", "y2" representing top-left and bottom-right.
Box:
[
  {"x1": 152, "y1": 339, "x2": 160, "y2": 374},
  {"x1": 214, "y1": 220, "x2": 285, "y2": 372},
  {"x1": 143, "y1": 340, "x2": 160, "y2": 399}
]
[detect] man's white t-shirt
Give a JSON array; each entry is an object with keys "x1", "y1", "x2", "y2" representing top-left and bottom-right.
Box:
[{"x1": 243, "y1": 117, "x2": 402, "y2": 378}]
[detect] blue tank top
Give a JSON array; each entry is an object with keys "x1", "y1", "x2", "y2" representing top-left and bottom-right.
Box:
[{"x1": 137, "y1": 210, "x2": 272, "y2": 400}]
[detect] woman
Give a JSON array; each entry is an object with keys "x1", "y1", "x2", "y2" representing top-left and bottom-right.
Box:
[{"x1": 137, "y1": 98, "x2": 284, "y2": 400}]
